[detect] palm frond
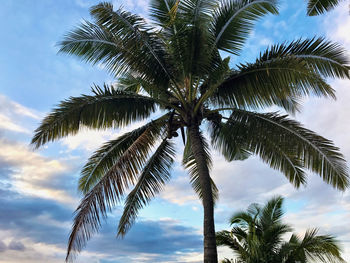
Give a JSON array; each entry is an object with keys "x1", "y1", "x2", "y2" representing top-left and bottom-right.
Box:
[
  {"x1": 183, "y1": 129, "x2": 219, "y2": 203},
  {"x1": 59, "y1": 3, "x2": 173, "y2": 86},
  {"x1": 117, "y1": 139, "x2": 176, "y2": 236},
  {"x1": 149, "y1": 0, "x2": 180, "y2": 26},
  {"x1": 209, "y1": 120, "x2": 251, "y2": 161},
  {"x1": 117, "y1": 73, "x2": 171, "y2": 103},
  {"x1": 216, "y1": 230, "x2": 239, "y2": 249},
  {"x1": 31, "y1": 84, "x2": 157, "y2": 149},
  {"x1": 211, "y1": 0, "x2": 278, "y2": 54},
  {"x1": 66, "y1": 120, "x2": 168, "y2": 262},
  {"x1": 226, "y1": 110, "x2": 349, "y2": 190},
  {"x1": 210, "y1": 118, "x2": 306, "y2": 187},
  {"x1": 260, "y1": 196, "x2": 284, "y2": 226},
  {"x1": 288, "y1": 228, "x2": 345, "y2": 263},
  {"x1": 307, "y1": 0, "x2": 343, "y2": 16},
  {"x1": 170, "y1": 0, "x2": 218, "y2": 77},
  {"x1": 213, "y1": 38, "x2": 349, "y2": 112},
  {"x1": 78, "y1": 115, "x2": 169, "y2": 194}
]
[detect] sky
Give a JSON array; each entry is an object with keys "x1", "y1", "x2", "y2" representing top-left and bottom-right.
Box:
[{"x1": 0, "y1": 0, "x2": 349, "y2": 262}]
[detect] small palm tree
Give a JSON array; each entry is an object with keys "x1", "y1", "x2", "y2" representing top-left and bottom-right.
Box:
[
  {"x1": 216, "y1": 196, "x2": 345, "y2": 263},
  {"x1": 32, "y1": 1, "x2": 350, "y2": 262},
  {"x1": 307, "y1": 0, "x2": 344, "y2": 15}
]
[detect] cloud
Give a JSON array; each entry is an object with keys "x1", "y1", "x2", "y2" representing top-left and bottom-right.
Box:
[
  {"x1": 0, "y1": 95, "x2": 40, "y2": 135},
  {"x1": 161, "y1": 175, "x2": 199, "y2": 205},
  {"x1": 0, "y1": 241, "x2": 6, "y2": 253},
  {"x1": 60, "y1": 120, "x2": 146, "y2": 152},
  {"x1": 0, "y1": 185, "x2": 203, "y2": 263},
  {"x1": 0, "y1": 138, "x2": 77, "y2": 205},
  {"x1": 8, "y1": 240, "x2": 25, "y2": 251},
  {"x1": 323, "y1": 1, "x2": 350, "y2": 48}
]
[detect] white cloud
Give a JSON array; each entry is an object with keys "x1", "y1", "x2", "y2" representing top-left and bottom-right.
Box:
[
  {"x1": 324, "y1": 2, "x2": 350, "y2": 48},
  {"x1": 0, "y1": 138, "x2": 77, "y2": 205},
  {"x1": 61, "y1": 120, "x2": 147, "y2": 152},
  {"x1": 0, "y1": 95, "x2": 40, "y2": 134}
]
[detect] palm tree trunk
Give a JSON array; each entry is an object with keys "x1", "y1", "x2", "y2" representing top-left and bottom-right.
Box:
[{"x1": 188, "y1": 124, "x2": 218, "y2": 263}]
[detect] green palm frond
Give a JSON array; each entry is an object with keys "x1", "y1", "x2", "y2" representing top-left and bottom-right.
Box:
[
  {"x1": 225, "y1": 110, "x2": 349, "y2": 190},
  {"x1": 149, "y1": 0, "x2": 180, "y2": 26},
  {"x1": 168, "y1": 0, "x2": 218, "y2": 77},
  {"x1": 216, "y1": 230, "x2": 240, "y2": 250},
  {"x1": 307, "y1": 0, "x2": 343, "y2": 16},
  {"x1": 287, "y1": 228, "x2": 345, "y2": 263},
  {"x1": 59, "y1": 3, "x2": 173, "y2": 86},
  {"x1": 211, "y1": 0, "x2": 278, "y2": 54},
  {"x1": 78, "y1": 115, "x2": 168, "y2": 194},
  {"x1": 117, "y1": 73, "x2": 171, "y2": 102},
  {"x1": 209, "y1": 120, "x2": 251, "y2": 161},
  {"x1": 211, "y1": 118, "x2": 306, "y2": 187},
  {"x1": 183, "y1": 130, "x2": 219, "y2": 203},
  {"x1": 118, "y1": 139, "x2": 176, "y2": 236},
  {"x1": 66, "y1": 119, "x2": 169, "y2": 262},
  {"x1": 31, "y1": 84, "x2": 157, "y2": 149},
  {"x1": 213, "y1": 38, "x2": 349, "y2": 111},
  {"x1": 263, "y1": 38, "x2": 350, "y2": 79},
  {"x1": 260, "y1": 196, "x2": 284, "y2": 223}
]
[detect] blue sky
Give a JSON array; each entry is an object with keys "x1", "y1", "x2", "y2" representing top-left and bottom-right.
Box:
[{"x1": 0, "y1": 0, "x2": 350, "y2": 262}]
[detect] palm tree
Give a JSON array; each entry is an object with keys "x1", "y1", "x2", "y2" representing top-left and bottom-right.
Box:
[
  {"x1": 31, "y1": 1, "x2": 350, "y2": 262},
  {"x1": 216, "y1": 196, "x2": 345, "y2": 263},
  {"x1": 307, "y1": 0, "x2": 344, "y2": 15}
]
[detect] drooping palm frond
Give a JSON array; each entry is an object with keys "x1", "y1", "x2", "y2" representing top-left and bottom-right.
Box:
[
  {"x1": 226, "y1": 110, "x2": 349, "y2": 190},
  {"x1": 211, "y1": 0, "x2": 278, "y2": 55},
  {"x1": 31, "y1": 84, "x2": 157, "y2": 149},
  {"x1": 183, "y1": 130, "x2": 219, "y2": 203},
  {"x1": 307, "y1": 0, "x2": 343, "y2": 16},
  {"x1": 210, "y1": 118, "x2": 306, "y2": 187},
  {"x1": 78, "y1": 115, "x2": 169, "y2": 194},
  {"x1": 209, "y1": 120, "x2": 251, "y2": 161},
  {"x1": 216, "y1": 230, "x2": 242, "y2": 251},
  {"x1": 264, "y1": 38, "x2": 350, "y2": 79},
  {"x1": 66, "y1": 120, "x2": 168, "y2": 262},
  {"x1": 212, "y1": 38, "x2": 349, "y2": 111},
  {"x1": 117, "y1": 139, "x2": 176, "y2": 236}
]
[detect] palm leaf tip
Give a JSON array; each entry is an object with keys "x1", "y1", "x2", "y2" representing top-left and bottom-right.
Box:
[{"x1": 307, "y1": 0, "x2": 343, "y2": 16}]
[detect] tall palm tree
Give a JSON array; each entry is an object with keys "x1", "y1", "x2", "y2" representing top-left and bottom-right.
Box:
[
  {"x1": 31, "y1": 1, "x2": 350, "y2": 262},
  {"x1": 307, "y1": 0, "x2": 344, "y2": 15},
  {"x1": 216, "y1": 196, "x2": 345, "y2": 263}
]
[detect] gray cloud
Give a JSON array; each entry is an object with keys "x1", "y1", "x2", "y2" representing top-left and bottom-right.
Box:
[
  {"x1": 8, "y1": 240, "x2": 25, "y2": 251},
  {"x1": 0, "y1": 241, "x2": 6, "y2": 253}
]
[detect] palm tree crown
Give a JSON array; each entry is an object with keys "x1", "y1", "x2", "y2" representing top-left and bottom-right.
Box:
[
  {"x1": 216, "y1": 196, "x2": 345, "y2": 263},
  {"x1": 31, "y1": 1, "x2": 349, "y2": 262}
]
